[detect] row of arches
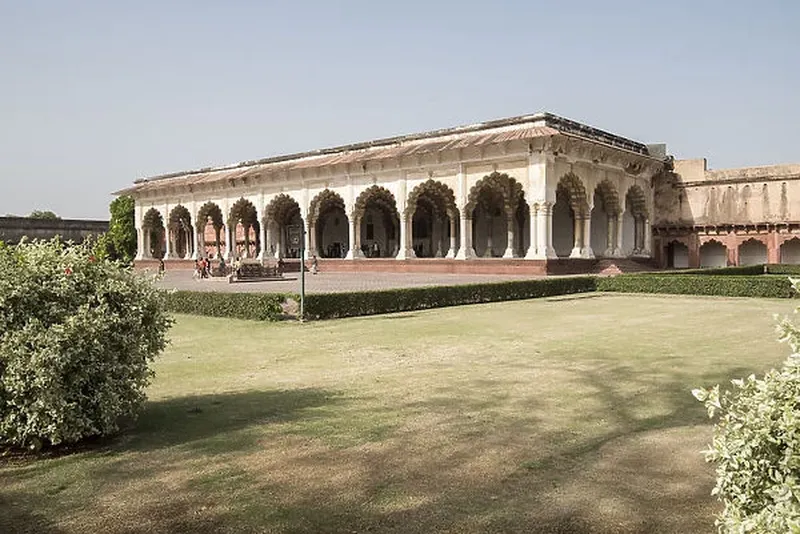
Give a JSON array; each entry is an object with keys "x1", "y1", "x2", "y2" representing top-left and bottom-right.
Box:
[
  {"x1": 667, "y1": 238, "x2": 800, "y2": 268},
  {"x1": 139, "y1": 173, "x2": 650, "y2": 260}
]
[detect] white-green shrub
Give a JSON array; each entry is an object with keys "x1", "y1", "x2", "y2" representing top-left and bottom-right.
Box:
[
  {"x1": 693, "y1": 279, "x2": 800, "y2": 533},
  {"x1": 0, "y1": 239, "x2": 172, "y2": 449}
]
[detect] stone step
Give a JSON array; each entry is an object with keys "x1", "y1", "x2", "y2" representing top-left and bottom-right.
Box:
[{"x1": 593, "y1": 258, "x2": 657, "y2": 275}]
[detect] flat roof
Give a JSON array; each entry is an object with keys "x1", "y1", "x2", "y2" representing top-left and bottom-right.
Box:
[{"x1": 132, "y1": 112, "x2": 652, "y2": 185}]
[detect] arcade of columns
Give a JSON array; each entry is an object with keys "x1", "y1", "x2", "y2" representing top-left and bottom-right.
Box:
[{"x1": 131, "y1": 132, "x2": 663, "y2": 268}]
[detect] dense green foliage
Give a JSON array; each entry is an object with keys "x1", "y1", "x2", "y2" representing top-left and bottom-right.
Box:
[
  {"x1": 27, "y1": 210, "x2": 60, "y2": 220},
  {"x1": 661, "y1": 265, "x2": 766, "y2": 276},
  {"x1": 658, "y1": 264, "x2": 800, "y2": 276},
  {"x1": 303, "y1": 277, "x2": 597, "y2": 320},
  {"x1": 0, "y1": 239, "x2": 172, "y2": 449},
  {"x1": 693, "y1": 281, "x2": 800, "y2": 532},
  {"x1": 165, "y1": 291, "x2": 286, "y2": 321},
  {"x1": 766, "y1": 264, "x2": 800, "y2": 276},
  {"x1": 597, "y1": 274, "x2": 796, "y2": 298},
  {"x1": 107, "y1": 195, "x2": 137, "y2": 263}
]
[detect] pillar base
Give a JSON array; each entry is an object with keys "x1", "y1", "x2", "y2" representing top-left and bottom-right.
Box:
[
  {"x1": 455, "y1": 247, "x2": 476, "y2": 260},
  {"x1": 569, "y1": 247, "x2": 583, "y2": 258},
  {"x1": 502, "y1": 247, "x2": 516, "y2": 259},
  {"x1": 445, "y1": 247, "x2": 457, "y2": 259},
  {"x1": 527, "y1": 246, "x2": 558, "y2": 260},
  {"x1": 396, "y1": 247, "x2": 417, "y2": 260},
  {"x1": 345, "y1": 249, "x2": 364, "y2": 260},
  {"x1": 580, "y1": 246, "x2": 595, "y2": 259}
]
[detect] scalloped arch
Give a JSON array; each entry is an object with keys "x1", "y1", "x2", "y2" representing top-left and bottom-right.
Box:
[
  {"x1": 557, "y1": 173, "x2": 589, "y2": 216},
  {"x1": 625, "y1": 185, "x2": 648, "y2": 218},
  {"x1": 229, "y1": 197, "x2": 258, "y2": 227},
  {"x1": 168, "y1": 205, "x2": 192, "y2": 230},
  {"x1": 593, "y1": 179, "x2": 620, "y2": 215},
  {"x1": 197, "y1": 202, "x2": 224, "y2": 230},
  {"x1": 265, "y1": 194, "x2": 301, "y2": 225},
  {"x1": 465, "y1": 172, "x2": 524, "y2": 214},
  {"x1": 143, "y1": 208, "x2": 164, "y2": 228},
  {"x1": 353, "y1": 185, "x2": 399, "y2": 220},
  {"x1": 406, "y1": 179, "x2": 458, "y2": 219},
  {"x1": 308, "y1": 189, "x2": 347, "y2": 227}
]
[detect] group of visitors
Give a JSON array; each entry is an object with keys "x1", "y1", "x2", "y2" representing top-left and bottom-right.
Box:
[{"x1": 193, "y1": 256, "x2": 226, "y2": 279}]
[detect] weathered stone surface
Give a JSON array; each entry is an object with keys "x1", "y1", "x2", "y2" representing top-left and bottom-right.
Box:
[{"x1": 0, "y1": 217, "x2": 108, "y2": 245}]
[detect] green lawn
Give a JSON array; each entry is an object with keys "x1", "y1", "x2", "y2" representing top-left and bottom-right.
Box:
[{"x1": 2, "y1": 294, "x2": 795, "y2": 533}]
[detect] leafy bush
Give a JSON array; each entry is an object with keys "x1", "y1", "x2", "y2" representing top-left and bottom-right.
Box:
[
  {"x1": 304, "y1": 277, "x2": 597, "y2": 320},
  {"x1": 106, "y1": 195, "x2": 137, "y2": 264},
  {"x1": 692, "y1": 280, "x2": 800, "y2": 532},
  {"x1": 0, "y1": 239, "x2": 172, "y2": 449},
  {"x1": 597, "y1": 274, "x2": 795, "y2": 298},
  {"x1": 165, "y1": 291, "x2": 287, "y2": 321}
]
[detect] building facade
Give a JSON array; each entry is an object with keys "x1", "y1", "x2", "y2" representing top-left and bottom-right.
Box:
[
  {"x1": 653, "y1": 160, "x2": 800, "y2": 269},
  {"x1": 119, "y1": 113, "x2": 665, "y2": 274}
]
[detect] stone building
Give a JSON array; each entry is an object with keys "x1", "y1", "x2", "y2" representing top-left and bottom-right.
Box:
[
  {"x1": 118, "y1": 112, "x2": 665, "y2": 275},
  {"x1": 117, "y1": 111, "x2": 799, "y2": 273},
  {"x1": 653, "y1": 160, "x2": 800, "y2": 268}
]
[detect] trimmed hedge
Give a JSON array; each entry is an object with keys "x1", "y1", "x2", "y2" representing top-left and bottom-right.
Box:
[
  {"x1": 303, "y1": 277, "x2": 597, "y2": 320},
  {"x1": 165, "y1": 291, "x2": 287, "y2": 321},
  {"x1": 661, "y1": 265, "x2": 766, "y2": 276},
  {"x1": 597, "y1": 274, "x2": 796, "y2": 298},
  {"x1": 765, "y1": 263, "x2": 800, "y2": 276}
]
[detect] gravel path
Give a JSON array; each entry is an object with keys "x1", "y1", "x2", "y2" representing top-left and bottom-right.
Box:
[{"x1": 154, "y1": 269, "x2": 544, "y2": 294}]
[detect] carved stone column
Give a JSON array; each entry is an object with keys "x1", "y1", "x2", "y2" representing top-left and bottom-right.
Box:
[
  {"x1": 195, "y1": 225, "x2": 204, "y2": 259},
  {"x1": 308, "y1": 224, "x2": 316, "y2": 258},
  {"x1": 446, "y1": 215, "x2": 457, "y2": 258},
  {"x1": 455, "y1": 211, "x2": 476, "y2": 259},
  {"x1": 225, "y1": 225, "x2": 233, "y2": 260},
  {"x1": 136, "y1": 228, "x2": 145, "y2": 260},
  {"x1": 581, "y1": 216, "x2": 594, "y2": 259},
  {"x1": 614, "y1": 213, "x2": 624, "y2": 257},
  {"x1": 258, "y1": 221, "x2": 268, "y2": 260},
  {"x1": 274, "y1": 224, "x2": 283, "y2": 259},
  {"x1": 569, "y1": 215, "x2": 582, "y2": 258},
  {"x1": 524, "y1": 203, "x2": 538, "y2": 259},
  {"x1": 603, "y1": 214, "x2": 614, "y2": 257},
  {"x1": 396, "y1": 215, "x2": 416, "y2": 259},
  {"x1": 345, "y1": 216, "x2": 356, "y2": 259},
  {"x1": 353, "y1": 216, "x2": 363, "y2": 258},
  {"x1": 164, "y1": 228, "x2": 172, "y2": 259},
  {"x1": 643, "y1": 217, "x2": 652, "y2": 256},
  {"x1": 503, "y1": 211, "x2": 516, "y2": 258}
]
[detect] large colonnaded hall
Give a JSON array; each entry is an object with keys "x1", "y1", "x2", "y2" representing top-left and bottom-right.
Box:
[{"x1": 119, "y1": 112, "x2": 800, "y2": 274}]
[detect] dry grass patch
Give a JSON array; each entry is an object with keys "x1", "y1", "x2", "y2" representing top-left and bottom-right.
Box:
[{"x1": 1, "y1": 294, "x2": 794, "y2": 533}]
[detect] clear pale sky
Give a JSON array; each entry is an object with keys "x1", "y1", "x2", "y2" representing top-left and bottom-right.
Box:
[{"x1": 1, "y1": 0, "x2": 798, "y2": 219}]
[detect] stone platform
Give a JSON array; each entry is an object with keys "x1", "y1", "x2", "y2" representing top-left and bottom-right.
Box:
[{"x1": 136, "y1": 257, "x2": 611, "y2": 276}]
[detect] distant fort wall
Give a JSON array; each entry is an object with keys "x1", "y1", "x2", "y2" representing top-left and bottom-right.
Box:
[{"x1": 0, "y1": 217, "x2": 109, "y2": 245}]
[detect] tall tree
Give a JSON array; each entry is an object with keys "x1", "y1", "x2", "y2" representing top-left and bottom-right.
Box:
[
  {"x1": 107, "y1": 196, "x2": 137, "y2": 263},
  {"x1": 28, "y1": 210, "x2": 60, "y2": 220}
]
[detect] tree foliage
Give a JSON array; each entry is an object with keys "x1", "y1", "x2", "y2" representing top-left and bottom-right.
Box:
[
  {"x1": 693, "y1": 279, "x2": 800, "y2": 533},
  {"x1": 27, "y1": 210, "x2": 60, "y2": 220},
  {"x1": 107, "y1": 195, "x2": 137, "y2": 263},
  {"x1": 0, "y1": 238, "x2": 172, "y2": 450}
]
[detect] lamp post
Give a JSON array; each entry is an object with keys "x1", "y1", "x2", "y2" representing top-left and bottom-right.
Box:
[
  {"x1": 300, "y1": 225, "x2": 305, "y2": 322},
  {"x1": 289, "y1": 223, "x2": 306, "y2": 322}
]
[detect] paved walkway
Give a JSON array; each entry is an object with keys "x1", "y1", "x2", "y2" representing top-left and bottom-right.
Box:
[{"x1": 154, "y1": 269, "x2": 544, "y2": 294}]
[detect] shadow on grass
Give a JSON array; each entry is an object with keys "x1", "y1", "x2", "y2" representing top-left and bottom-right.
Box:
[
  {"x1": 0, "y1": 361, "x2": 763, "y2": 534},
  {"x1": 122, "y1": 387, "x2": 344, "y2": 453},
  {"x1": 0, "y1": 495, "x2": 68, "y2": 534}
]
